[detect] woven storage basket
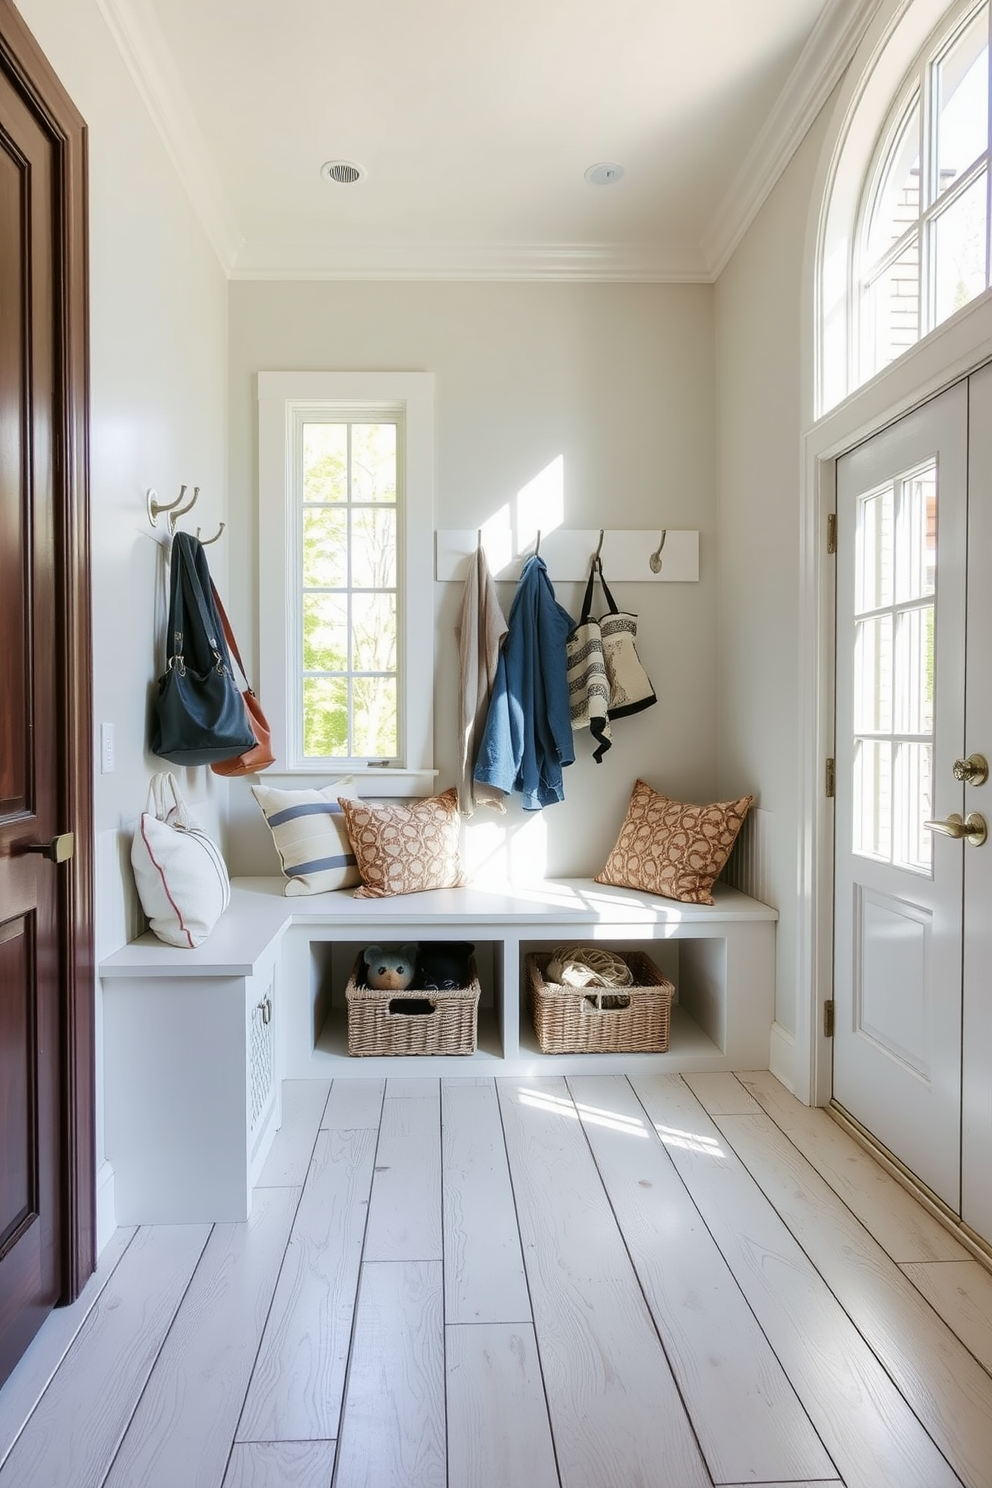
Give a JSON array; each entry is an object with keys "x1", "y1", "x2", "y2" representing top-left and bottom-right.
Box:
[
  {"x1": 526, "y1": 950, "x2": 673, "y2": 1054},
  {"x1": 346, "y1": 953, "x2": 481, "y2": 1056}
]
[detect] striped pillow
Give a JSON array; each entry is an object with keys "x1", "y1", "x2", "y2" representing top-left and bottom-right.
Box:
[{"x1": 251, "y1": 779, "x2": 363, "y2": 895}]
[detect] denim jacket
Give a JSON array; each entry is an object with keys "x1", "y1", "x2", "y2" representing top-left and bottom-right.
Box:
[{"x1": 473, "y1": 555, "x2": 576, "y2": 810}]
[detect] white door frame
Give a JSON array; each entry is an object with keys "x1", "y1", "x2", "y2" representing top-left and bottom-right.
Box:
[{"x1": 797, "y1": 297, "x2": 992, "y2": 1108}]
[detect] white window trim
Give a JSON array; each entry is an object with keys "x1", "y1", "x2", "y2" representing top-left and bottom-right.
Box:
[{"x1": 257, "y1": 370, "x2": 436, "y2": 793}]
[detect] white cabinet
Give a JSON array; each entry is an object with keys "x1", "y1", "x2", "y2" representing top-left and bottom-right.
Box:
[{"x1": 102, "y1": 949, "x2": 282, "y2": 1225}]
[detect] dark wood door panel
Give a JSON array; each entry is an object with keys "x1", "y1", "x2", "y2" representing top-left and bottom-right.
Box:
[
  {"x1": 0, "y1": 0, "x2": 92, "y2": 1388},
  {"x1": 0, "y1": 917, "x2": 36, "y2": 1253}
]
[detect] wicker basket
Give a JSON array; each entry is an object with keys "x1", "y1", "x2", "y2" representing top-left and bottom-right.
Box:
[
  {"x1": 346, "y1": 953, "x2": 481, "y2": 1056},
  {"x1": 526, "y1": 950, "x2": 673, "y2": 1054}
]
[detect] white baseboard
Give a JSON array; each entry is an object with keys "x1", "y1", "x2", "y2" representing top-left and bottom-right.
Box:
[
  {"x1": 96, "y1": 1161, "x2": 117, "y2": 1256},
  {"x1": 769, "y1": 1021, "x2": 797, "y2": 1095}
]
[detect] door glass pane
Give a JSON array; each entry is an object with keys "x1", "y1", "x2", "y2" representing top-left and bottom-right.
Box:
[
  {"x1": 854, "y1": 739, "x2": 893, "y2": 859},
  {"x1": 896, "y1": 742, "x2": 934, "y2": 872},
  {"x1": 895, "y1": 605, "x2": 934, "y2": 734},
  {"x1": 934, "y1": 9, "x2": 988, "y2": 197},
  {"x1": 933, "y1": 172, "x2": 989, "y2": 326},
  {"x1": 896, "y1": 466, "x2": 937, "y2": 602},
  {"x1": 855, "y1": 615, "x2": 893, "y2": 732},
  {"x1": 853, "y1": 462, "x2": 937, "y2": 872},
  {"x1": 857, "y1": 485, "x2": 894, "y2": 611}
]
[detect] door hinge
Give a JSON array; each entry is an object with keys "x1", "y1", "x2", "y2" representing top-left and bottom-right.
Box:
[
  {"x1": 824, "y1": 999, "x2": 835, "y2": 1038},
  {"x1": 827, "y1": 512, "x2": 837, "y2": 553},
  {"x1": 825, "y1": 757, "x2": 836, "y2": 798}
]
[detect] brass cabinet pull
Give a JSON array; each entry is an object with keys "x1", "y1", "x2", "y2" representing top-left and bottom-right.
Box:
[
  {"x1": 924, "y1": 812, "x2": 988, "y2": 847},
  {"x1": 952, "y1": 754, "x2": 989, "y2": 786}
]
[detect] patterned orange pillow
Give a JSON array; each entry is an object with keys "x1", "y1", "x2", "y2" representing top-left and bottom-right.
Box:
[
  {"x1": 338, "y1": 788, "x2": 466, "y2": 899},
  {"x1": 595, "y1": 779, "x2": 753, "y2": 905}
]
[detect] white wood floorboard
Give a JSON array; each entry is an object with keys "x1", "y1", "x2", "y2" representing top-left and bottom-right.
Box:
[
  {"x1": 321, "y1": 1076, "x2": 385, "y2": 1129},
  {"x1": 629, "y1": 1072, "x2": 967, "y2": 1488},
  {"x1": 237, "y1": 1126, "x2": 377, "y2": 1443},
  {"x1": 334, "y1": 1260, "x2": 445, "y2": 1488},
  {"x1": 0, "y1": 1224, "x2": 135, "y2": 1466},
  {"x1": 715, "y1": 1109, "x2": 992, "y2": 1488},
  {"x1": 735, "y1": 1069, "x2": 972, "y2": 1263},
  {"x1": 103, "y1": 1187, "x2": 299, "y2": 1488},
  {"x1": 0, "y1": 1223, "x2": 210, "y2": 1488},
  {"x1": 441, "y1": 1080, "x2": 531, "y2": 1325},
  {"x1": 3, "y1": 1072, "x2": 992, "y2": 1488},
  {"x1": 498, "y1": 1076, "x2": 711, "y2": 1488},
  {"x1": 901, "y1": 1260, "x2": 992, "y2": 1373},
  {"x1": 255, "y1": 1079, "x2": 330, "y2": 1187},
  {"x1": 363, "y1": 1086, "x2": 442, "y2": 1262},
  {"x1": 221, "y1": 1440, "x2": 337, "y2": 1488},
  {"x1": 445, "y1": 1322, "x2": 560, "y2": 1488},
  {"x1": 569, "y1": 1073, "x2": 835, "y2": 1485}
]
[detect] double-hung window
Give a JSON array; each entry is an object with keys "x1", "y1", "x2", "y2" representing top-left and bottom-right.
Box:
[{"x1": 258, "y1": 372, "x2": 435, "y2": 790}]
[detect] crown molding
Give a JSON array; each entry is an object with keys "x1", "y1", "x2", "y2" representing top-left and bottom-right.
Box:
[
  {"x1": 95, "y1": 0, "x2": 243, "y2": 271},
  {"x1": 701, "y1": 0, "x2": 883, "y2": 278},
  {"x1": 228, "y1": 239, "x2": 710, "y2": 283}
]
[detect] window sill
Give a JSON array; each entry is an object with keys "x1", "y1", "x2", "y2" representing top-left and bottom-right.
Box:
[{"x1": 251, "y1": 767, "x2": 439, "y2": 798}]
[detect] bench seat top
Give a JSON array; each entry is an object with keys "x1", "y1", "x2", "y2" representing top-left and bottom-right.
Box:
[{"x1": 99, "y1": 876, "x2": 777, "y2": 979}]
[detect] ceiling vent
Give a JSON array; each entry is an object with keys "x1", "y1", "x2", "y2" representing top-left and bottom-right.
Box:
[
  {"x1": 321, "y1": 160, "x2": 365, "y2": 185},
  {"x1": 584, "y1": 162, "x2": 624, "y2": 185}
]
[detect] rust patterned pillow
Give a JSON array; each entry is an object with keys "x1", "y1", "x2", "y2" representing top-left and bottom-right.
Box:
[
  {"x1": 338, "y1": 788, "x2": 466, "y2": 898},
  {"x1": 595, "y1": 779, "x2": 753, "y2": 905}
]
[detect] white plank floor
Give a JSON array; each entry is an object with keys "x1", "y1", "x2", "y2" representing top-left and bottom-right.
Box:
[{"x1": 2, "y1": 1072, "x2": 991, "y2": 1488}]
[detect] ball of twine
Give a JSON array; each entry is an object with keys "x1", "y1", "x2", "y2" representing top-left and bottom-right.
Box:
[{"x1": 544, "y1": 946, "x2": 633, "y2": 989}]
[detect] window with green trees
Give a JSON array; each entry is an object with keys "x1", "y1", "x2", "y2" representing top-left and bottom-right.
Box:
[{"x1": 301, "y1": 418, "x2": 400, "y2": 760}]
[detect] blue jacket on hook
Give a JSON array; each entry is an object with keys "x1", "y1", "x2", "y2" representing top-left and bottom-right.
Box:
[{"x1": 473, "y1": 554, "x2": 576, "y2": 810}]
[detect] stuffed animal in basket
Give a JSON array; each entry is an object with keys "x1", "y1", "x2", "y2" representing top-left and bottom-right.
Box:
[
  {"x1": 415, "y1": 941, "x2": 475, "y2": 990},
  {"x1": 363, "y1": 944, "x2": 418, "y2": 991}
]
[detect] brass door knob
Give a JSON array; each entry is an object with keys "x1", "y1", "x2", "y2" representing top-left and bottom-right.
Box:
[
  {"x1": 952, "y1": 754, "x2": 989, "y2": 786},
  {"x1": 21, "y1": 832, "x2": 75, "y2": 863},
  {"x1": 924, "y1": 813, "x2": 988, "y2": 847}
]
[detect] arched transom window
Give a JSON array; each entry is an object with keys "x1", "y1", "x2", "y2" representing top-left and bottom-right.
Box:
[{"x1": 821, "y1": 0, "x2": 991, "y2": 411}]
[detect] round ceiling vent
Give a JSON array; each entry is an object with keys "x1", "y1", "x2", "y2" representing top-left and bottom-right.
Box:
[
  {"x1": 584, "y1": 162, "x2": 624, "y2": 186},
  {"x1": 321, "y1": 160, "x2": 366, "y2": 185}
]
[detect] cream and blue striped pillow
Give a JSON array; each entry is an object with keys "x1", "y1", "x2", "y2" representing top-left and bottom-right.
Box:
[{"x1": 251, "y1": 779, "x2": 363, "y2": 895}]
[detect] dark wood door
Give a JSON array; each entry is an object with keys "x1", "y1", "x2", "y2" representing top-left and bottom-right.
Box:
[{"x1": 0, "y1": 0, "x2": 94, "y2": 1387}]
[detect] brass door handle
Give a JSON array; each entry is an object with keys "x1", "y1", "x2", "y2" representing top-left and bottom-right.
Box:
[
  {"x1": 924, "y1": 813, "x2": 988, "y2": 847},
  {"x1": 21, "y1": 832, "x2": 75, "y2": 863},
  {"x1": 952, "y1": 754, "x2": 989, "y2": 786}
]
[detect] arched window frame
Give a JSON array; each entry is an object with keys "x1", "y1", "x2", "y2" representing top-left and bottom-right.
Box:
[{"x1": 818, "y1": 0, "x2": 991, "y2": 415}]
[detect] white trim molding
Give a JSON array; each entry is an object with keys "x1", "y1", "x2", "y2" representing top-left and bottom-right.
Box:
[
  {"x1": 702, "y1": 0, "x2": 883, "y2": 277},
  {"x1": 95, "y1": 0, "x2": 243, "y2": 270}
]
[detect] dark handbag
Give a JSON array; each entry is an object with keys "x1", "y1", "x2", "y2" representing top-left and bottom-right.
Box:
[
  {"x1": 209, "y1": 585, "x2": 276, "y2": 777},
  {"x1": 151, "y1": 532, "x2": 257, "y2": 766}
]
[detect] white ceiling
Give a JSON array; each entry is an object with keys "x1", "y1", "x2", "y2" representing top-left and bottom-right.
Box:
[{"x1": 98, "y1": 0, "x2": 879, "y2": 280}]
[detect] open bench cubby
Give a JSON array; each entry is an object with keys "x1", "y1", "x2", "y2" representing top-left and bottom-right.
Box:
[{"x1": 99, "y1": 877, "x2": 776, "y2": 1221}]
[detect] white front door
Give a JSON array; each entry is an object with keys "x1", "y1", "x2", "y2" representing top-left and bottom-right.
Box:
[
  {"x1": 963, "y1": 362, "x2": 992, "y2": 1242},
  {"x1": 833, "y1": 381, "x2": 970, "y2": 1211}
]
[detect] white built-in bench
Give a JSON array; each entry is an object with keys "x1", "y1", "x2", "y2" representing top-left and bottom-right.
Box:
[{"x1": 98, "y1": 876, "x2": 777, "y2": 1223}]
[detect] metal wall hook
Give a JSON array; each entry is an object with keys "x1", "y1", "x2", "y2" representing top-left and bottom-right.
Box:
[
  {"x1": 534, "y1": 530, "x2": 542, "y2": 556},
  {"x1": 197, "y1": 522, "x2": 226, "y2": 545},
  {"x1": 649, "y1": 530, "x2": 667, "y2": 573},
  {"x1": 146, "y1": 484, "x2": 200, "y2": 533},
  {"x1": 595, "y1": 529, "x2": 605, "y2": 559}
]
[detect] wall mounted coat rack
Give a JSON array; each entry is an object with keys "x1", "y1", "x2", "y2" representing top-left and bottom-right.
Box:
[{"x1": 435, "y1": 528, "x2": 699, "y2": 583}]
